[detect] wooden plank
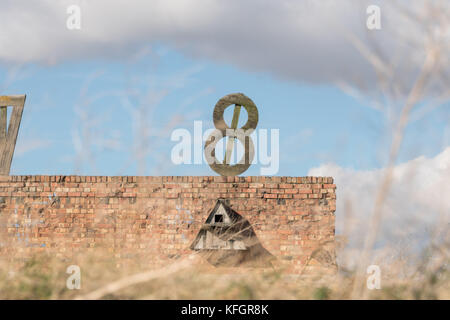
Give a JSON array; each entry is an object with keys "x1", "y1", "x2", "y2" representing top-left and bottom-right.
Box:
[
  {"x1": 223, "y1": 104, "x2": 241, "y2": 165},
  {"x1": 0, "y1": 106, "x2": 6, "y2": 139},
  {"x1": 0, "y1": 95, "x2": 26, "y2": 106},
  {"x1": 0, "y1": 105, "x2": 6, "y2": 172},
  {"x1": 0, "y1": 95, "x2": 26, "y2": 175}
]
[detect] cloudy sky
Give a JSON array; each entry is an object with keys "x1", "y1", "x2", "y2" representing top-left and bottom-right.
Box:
[{"x1": 1, "y1": 1, "x2": 449, "y2": 254}]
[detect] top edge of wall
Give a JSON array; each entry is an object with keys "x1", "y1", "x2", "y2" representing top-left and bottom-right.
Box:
[{"x1": 0, "y1": 176, "x2": 334, "y2": 184}]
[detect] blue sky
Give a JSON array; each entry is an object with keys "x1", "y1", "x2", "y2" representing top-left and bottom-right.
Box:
[
  {"x1": 1, "y1": 45, "x2": 448, "y2": 176},
  {"x1": 0, "y1": 0, "x2": 448, "y2": 178},
  {"x1": 1, "y1": 0, "x2": 449, "y2": 255}
]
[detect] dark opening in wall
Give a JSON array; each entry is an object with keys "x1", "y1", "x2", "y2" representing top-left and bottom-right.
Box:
[{"x1": 190, "y1": 199, "x2": 275, "y2": 267}]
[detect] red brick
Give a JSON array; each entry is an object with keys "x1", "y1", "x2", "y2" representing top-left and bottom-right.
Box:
[{"x1": 0, "y1": 175, "x2": 336, "y2": 275}]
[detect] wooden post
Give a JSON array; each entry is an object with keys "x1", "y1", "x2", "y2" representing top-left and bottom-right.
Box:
[
  {"x1": 0, "y1": 106, "x2": 6, "y2": 139},
  {"x1": 0, "y1": 95, "x2": 26, "y2": 175},
  {"x1": 223, "y1": 104, "x2": 241, "y2": 165}
]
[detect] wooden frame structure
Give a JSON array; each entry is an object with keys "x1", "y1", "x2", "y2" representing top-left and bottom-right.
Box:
[{"x1": 0, "y1": 95, "x2": 26, "y2": 175}]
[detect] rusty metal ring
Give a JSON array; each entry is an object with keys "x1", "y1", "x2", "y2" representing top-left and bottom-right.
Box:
[
  {"x1": 204, "y1": 130, "x2": 255, "y2": 176},
  {"x1": 213, "y1": 93, "x2": 258, "y2": 134}
]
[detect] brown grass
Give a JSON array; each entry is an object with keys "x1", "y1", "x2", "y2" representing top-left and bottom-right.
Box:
[{"x1": 0, "y1": 241, "x2": 447, "y2": 300}]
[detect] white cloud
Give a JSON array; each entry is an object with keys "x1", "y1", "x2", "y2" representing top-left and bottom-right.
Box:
[
  {"x1": 308, "y1": 146, "x2": 450, "y2": 266},
  {"x1": 1, "y1": 0, "x2": 448, "y2": 92}
]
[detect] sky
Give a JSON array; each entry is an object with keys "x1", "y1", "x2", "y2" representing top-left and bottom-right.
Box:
[
  {"x1": 1, "y1": 0, "x2": 448, "y2": 177},
  {"x1": 3, "y1": 52, "x2": 392, "y2": 176},
  {"x1": 1, "y1": 1, "x2": 449, "y2": 256}
]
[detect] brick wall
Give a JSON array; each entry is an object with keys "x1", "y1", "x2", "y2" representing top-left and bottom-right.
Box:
[{"x1": 0, "y1": 176, "x2": 336, "y2": 274}]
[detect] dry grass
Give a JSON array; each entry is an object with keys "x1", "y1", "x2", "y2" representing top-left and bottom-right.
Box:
[{"x1": 0, "y1": 242, "x2": 448, "y2": 300}]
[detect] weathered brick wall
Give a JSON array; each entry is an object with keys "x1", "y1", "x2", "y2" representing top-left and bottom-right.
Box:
[{"x1": 0, "y1": 176, "x2": 336, "y2": 274}]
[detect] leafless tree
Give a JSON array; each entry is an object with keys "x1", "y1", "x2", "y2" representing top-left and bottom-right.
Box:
[{"x1": 337, "y1": 1, "x2": 450, "y2": 299}]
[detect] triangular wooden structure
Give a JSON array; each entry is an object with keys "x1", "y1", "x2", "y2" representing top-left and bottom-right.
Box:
[
  {"x1": 191, "y1": 199, "x2": 274, "y2": 267},
  {"x1": 0, "y1": 95, "x2": 26, "y2": 175}
]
